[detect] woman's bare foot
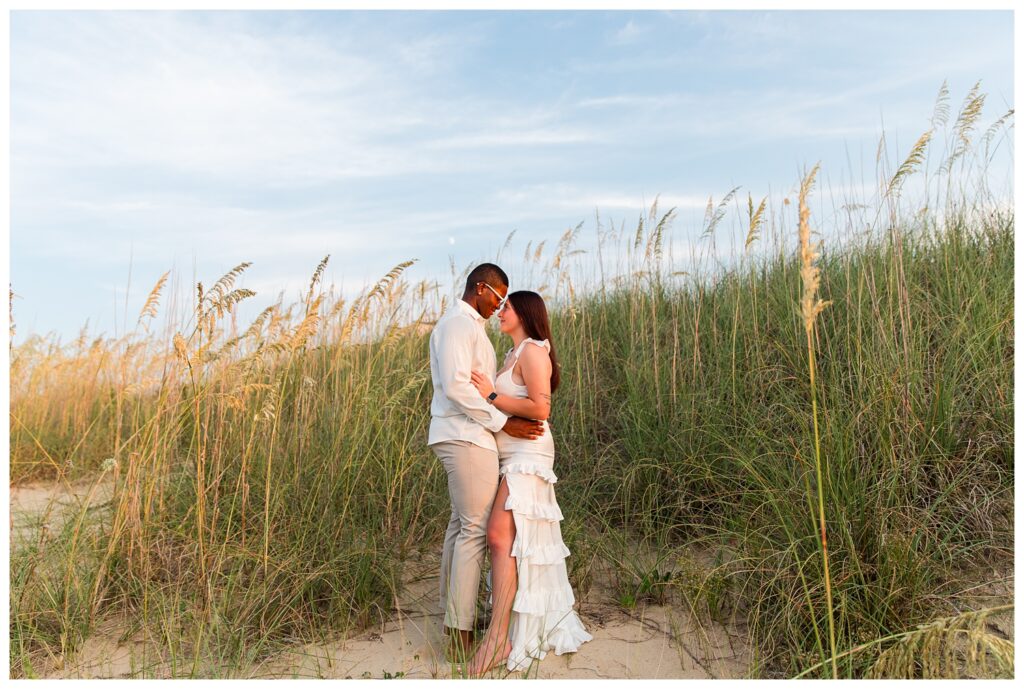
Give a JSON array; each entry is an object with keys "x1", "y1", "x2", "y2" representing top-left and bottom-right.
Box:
[{"x1": 467, "y1": 636, "x2": 512, "y2": 676}]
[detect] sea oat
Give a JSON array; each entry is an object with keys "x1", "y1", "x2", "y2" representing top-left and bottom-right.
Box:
[
  {"x1": 867, "y1": 605, "x2": 1014, "y2": 679},
  {"x1": 137, "y1": 271, "x2": 170, "y2": 327},
  {"x1": 799, "y1": 164, "x2": 831, "y2": 333},
  {"x1": 702, "y1": 186, "x2": 740, "y2": 238},
  {"x1": 798, "y1": 162, "x2": 837, "y2": 678},
  {"x1": 745, "y1": 194, "x2": 767, "y2": 251},
  {"x1": 885, "y1": 129, "x2": 933, "y2": 199}
]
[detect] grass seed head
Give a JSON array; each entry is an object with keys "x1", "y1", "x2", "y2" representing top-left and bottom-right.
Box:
[{"x1": 798, "y1": 163, "x2": 831, "y2": 333}]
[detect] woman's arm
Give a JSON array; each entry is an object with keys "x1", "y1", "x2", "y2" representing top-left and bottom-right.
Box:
[{"x1": 470, "y1": 344, "x2": 552, "y2": 420}]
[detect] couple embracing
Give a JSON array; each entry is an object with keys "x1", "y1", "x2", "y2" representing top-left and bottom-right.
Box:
[{"x1": 427, "y1": 263, "x2": 592, "y2": 675}]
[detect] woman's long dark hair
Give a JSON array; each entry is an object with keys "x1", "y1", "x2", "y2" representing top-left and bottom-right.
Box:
[{"x1": 507, "y1": 290, "x2": 560, "y2": 392}]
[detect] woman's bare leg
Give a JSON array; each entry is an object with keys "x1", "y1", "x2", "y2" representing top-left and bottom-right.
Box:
[{"x1": 468, "y1": 478, "x2": 516, "y2": 675}]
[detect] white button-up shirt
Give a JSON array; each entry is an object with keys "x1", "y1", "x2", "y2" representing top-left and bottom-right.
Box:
[{"x1": 428, "y1": 299, "x2": 509, "y2": 450}]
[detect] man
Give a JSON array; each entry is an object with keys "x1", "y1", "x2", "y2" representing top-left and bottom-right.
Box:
[{"x1": 428, "y1": 263, "x2": 545, "y2": 660}]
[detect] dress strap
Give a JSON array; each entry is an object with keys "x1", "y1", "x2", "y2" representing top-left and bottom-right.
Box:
[{"x1": 512, "y1": 338, "x2": 551, "y2": 362}]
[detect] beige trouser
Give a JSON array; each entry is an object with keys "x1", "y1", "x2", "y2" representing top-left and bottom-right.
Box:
[{"x1": 432, "y1": 440, "x2": 500, "y2": 632}]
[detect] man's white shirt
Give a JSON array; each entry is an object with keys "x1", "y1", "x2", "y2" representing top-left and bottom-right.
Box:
[{"x1": 428, "y1": 299, "x2": 509, "y2": 451}]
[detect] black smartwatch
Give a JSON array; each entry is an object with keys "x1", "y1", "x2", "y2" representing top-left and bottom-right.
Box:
[{"x1": 487, "y1": 392, "x2": 498, "y2": 404}]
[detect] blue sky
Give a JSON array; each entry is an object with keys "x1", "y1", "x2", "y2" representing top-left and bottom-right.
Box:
[{"x1": 8, "y1": 10, "x2": 1015, "y2": 342}]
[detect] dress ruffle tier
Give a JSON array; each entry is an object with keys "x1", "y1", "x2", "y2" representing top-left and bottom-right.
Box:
[{"x1": 499, "y1": 459, "x2": 593, "y2": 672}]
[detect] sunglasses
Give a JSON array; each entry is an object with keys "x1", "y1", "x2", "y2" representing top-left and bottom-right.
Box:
[{"x1": 478, "y1": 282, "x2": 508, "y2": 312}]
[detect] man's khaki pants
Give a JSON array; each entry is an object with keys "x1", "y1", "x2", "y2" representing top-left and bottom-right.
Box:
[{"x1": 432, "y1": 440, "x2": 500, "y2": 632}]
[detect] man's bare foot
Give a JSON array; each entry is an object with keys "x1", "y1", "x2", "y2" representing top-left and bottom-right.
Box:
[
  {"x1": 467, "y1": 637, "x2": 512, "y2": 676},
  {"x1": 444, "y1": 627, "x2": 474, "y2": 663}
]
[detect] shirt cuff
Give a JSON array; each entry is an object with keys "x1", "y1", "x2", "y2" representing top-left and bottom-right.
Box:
[{"x1": 484, "y1": 406, "x2": 508, "y2": 433}]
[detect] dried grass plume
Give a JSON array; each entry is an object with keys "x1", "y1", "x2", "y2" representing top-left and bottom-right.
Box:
[{"x1": 798, "y1": 163, "x2": 831, "y2": 332}]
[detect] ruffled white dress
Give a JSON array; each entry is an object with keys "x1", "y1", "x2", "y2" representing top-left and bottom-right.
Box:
[{"x1": 493, "y1": 338, "x2": 592, "y2": 671}]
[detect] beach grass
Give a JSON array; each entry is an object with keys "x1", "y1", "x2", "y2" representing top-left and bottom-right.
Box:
[{"x1": 9, "y1": 86, "x2": 1014, "y2": 678}]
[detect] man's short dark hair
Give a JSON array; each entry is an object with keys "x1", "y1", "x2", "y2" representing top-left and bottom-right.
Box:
[{"x1": 465, "y1": 263, "x2": 509, "y2": 293}]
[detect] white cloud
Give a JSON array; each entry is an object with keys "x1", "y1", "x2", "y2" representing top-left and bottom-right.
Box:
[
  {"x1": 611, "y1": 19, "x2": 645, "y2": 46},
  {"x1": 493, "y1": 184, "x2": 710, "y2": 215},
  {"x1": 9, "y1": 11, "x2": 1013, "y2": 342},
  {"x1": 575, "y1": 94, "x2": 689, "y2": 109},
  {"x1": 425, "y1": 127, "x2": 596, "y2": 149},
  {"x1": 11, "y1": 12, "x2": 459, "y2": 188}
]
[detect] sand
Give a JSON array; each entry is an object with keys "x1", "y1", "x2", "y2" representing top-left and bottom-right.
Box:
[
  {"x1": 10, "y1": 475, "x2": 115, "y2": 545},
  {"x1": 11, "y1": 479, "x2": 752, "y2": 679},
  {"x1": 252, "y1": 566, "x2": 751, "y2": 680},
  {"x1": 12, "y1": 477, "x2": 1016, "y2": 679}
]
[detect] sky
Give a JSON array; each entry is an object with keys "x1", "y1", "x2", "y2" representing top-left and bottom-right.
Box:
[{"x1": 7, "y1": 9, "x2": 1016, "y2": 343}]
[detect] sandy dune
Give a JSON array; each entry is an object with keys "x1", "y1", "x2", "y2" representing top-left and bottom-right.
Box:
[
  {"x1": 253, "y1": 567, "x2": 751, "y2": 680},
  {"x1": 11, "y1": 478, "x2": 1013, "y2": 679},
  {"x1": 12, "y1": 478, "x2": 751, "y2": 679}
]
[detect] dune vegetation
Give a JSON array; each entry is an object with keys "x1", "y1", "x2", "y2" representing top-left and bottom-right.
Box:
[{"x1": 9, "y1": 83, "x2": 1014, "y2": 678}]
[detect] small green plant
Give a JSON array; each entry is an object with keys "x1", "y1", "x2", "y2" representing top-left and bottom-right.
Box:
[
  {"x1": 637, "y1": 568, "x2": 673, "y2": 603},
  {"x1": 673, "y1": 554, "x2": 733, "y2": 623}
]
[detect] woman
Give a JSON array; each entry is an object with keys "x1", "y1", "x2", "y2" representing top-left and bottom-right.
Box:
[{"x1": 466, "y1": 290, "x2": 592, "y2": 674}]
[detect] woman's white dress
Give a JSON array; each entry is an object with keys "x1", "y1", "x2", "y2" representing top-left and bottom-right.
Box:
[{"x1": 493, "y1": 337, "x2": 592, "y2": 671}]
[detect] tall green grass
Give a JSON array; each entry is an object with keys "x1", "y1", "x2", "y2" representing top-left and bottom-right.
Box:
[{"x1": 10, "y1": 85, "x2": 1014, "y2": 678}]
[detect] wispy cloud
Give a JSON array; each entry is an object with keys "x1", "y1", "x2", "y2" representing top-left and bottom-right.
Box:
[
  {"x1": 425, "y1": 127, "x2": 597, "y2": 149},
  {"x1": 575, "y1": 93, "x2": 689, "y2": 109},
  {"x1": 611, "y1": 19, "x2": 645, "y2": 46},
  {"x1": 493, "y1": 184, "x2": 709, "y2": 215},
  {"x1": 9, "y1": 10, "x2": 1013, "y2": 341},
  {"x1": 11, "y1": 12, "x2": 470, "y2": 187}
]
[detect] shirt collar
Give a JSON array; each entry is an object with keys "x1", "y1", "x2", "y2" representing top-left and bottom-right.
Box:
[{"x1": 457, "y1": 298, "x2": 485, "y2": 324}]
